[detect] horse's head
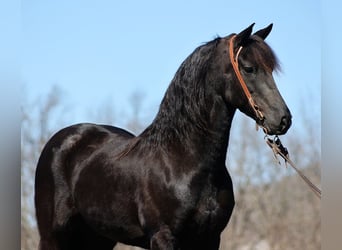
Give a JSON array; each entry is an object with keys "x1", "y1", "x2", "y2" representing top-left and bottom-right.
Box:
[{"x1": 216, "y1": 23, "x2": 292, "y2": 135}]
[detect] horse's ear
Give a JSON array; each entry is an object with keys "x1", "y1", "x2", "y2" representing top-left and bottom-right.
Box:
[
  {"x1": 235, "y1": 23, "x2": 255, "y2": 46},
  {"x1": 253, "y1": 23, "x2": 273, "y2": 40}
]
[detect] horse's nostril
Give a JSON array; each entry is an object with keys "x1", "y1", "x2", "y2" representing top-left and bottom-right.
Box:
[{"x1": 280, "y1": 116, "x2": 291, "y2": 132}]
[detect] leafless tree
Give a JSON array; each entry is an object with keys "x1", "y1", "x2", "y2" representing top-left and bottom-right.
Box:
[
  {"x1": 21, "y1": 86, "x2": 64, "y2": 250},
  {"x1": 126, "y1": 90, "x2": 146, "y2": 134}
]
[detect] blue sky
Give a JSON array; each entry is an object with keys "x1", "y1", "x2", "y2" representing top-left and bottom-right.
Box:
[{"x1": 22, "y1": 0, "x2": 320, "y2": 134}]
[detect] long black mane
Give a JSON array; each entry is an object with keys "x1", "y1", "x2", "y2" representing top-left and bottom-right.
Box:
[{"x1": 140, "y1": 38, "x2": 222, "y2": 147}]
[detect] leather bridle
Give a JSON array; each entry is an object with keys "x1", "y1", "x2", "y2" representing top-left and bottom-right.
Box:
[{"x1": 229, "y1": 35, "x2": 266, "y2": 131}]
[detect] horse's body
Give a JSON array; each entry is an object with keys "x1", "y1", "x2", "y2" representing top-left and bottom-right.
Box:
[{"x1": 35, "y1": 24, "x2": 292, "y2": 250}]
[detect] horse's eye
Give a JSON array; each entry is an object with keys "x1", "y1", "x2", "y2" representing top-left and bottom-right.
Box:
[{"x1": 243, "y1": 66, "x2": 254, "y2": 74}]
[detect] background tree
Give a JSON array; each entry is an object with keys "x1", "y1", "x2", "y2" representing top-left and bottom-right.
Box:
[{"x1": 21, "y1": 86, "x2": 64, "y2": 250}]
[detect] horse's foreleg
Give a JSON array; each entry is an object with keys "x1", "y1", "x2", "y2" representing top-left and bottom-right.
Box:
[{"x1": 150, "y1": 225, "x2": 177, "y2": 250}]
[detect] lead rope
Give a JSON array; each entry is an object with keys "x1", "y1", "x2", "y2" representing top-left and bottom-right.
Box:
[
  {"x1": 265, "y1": 136, "x2": 321, "y2": 199},
  {"x1": 229, "y1": 36, "x2": 321, "y2": 199}
]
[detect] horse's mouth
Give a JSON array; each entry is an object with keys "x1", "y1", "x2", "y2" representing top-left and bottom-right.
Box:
[{"x1": 257, "y1": 117, "x2": 292, "y2": 136}]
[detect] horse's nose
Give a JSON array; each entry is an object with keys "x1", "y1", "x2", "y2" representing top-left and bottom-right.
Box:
[{"x1": 278, "y1": 115, "x2": 292, "y2": 135}]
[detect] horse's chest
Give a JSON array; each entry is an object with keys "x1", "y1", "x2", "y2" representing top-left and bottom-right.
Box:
[
  {"x1": 192, "y1": 190, "x2": 231, "y2": 230},
  {"x1": 176, "y1": 182, "x2": 234, "y2": 235}
]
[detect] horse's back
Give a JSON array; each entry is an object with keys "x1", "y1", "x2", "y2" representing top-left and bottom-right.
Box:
[{"x1": 34, "y1": 123, "x2": 133, "y2": 249}]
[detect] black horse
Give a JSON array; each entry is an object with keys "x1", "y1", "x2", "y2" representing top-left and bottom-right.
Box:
[{"x1": 35, "y1": 23, "x2": 291, "y2": 250}]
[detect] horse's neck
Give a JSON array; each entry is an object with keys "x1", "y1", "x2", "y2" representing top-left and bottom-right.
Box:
[
  {"x1": 141, "y1": 94, "x2": 235, "y2": 169},
  {"x1": 190, "y1": 100, "x2": 235, "y2": 167}
]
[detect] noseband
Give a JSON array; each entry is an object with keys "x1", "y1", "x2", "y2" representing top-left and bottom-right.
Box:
[{"x1": 229, "y1": 35, "x2": 266, "y2": 132}]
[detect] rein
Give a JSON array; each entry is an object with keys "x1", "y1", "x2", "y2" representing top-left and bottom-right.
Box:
[{"x1": 228, "y1": 35, "x2": 321, "y2": 199}]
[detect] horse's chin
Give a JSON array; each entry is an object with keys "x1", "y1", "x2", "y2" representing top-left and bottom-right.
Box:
[
  {"x1": 255, "y1": 119, "x2": 291, "y2": 136},
  {"x1": 260, "y1": 123, "x2": 290, "y2": 136}
]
